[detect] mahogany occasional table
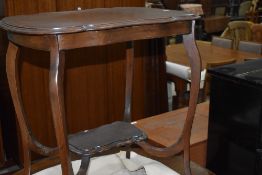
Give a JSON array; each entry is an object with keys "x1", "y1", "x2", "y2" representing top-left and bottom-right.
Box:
[{"x1": 0, "y1": 7, "x2": 201, "y2": 175}]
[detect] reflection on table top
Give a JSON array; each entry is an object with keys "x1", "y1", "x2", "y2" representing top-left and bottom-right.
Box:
[{"x1": 166, "y1": 40, "x2": 261, "y2": 69}]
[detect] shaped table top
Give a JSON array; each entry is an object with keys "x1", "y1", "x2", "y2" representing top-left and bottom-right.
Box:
[{"x1": 0, "y1": 7, "x2": 198, "y2": 35}]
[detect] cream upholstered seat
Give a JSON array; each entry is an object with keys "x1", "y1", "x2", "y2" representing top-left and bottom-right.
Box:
[
  {"x1": 165, "y1": 61, "x2": 206, "y2": 108},
  {"x1": 166, "y1": 61, "x2": 206, "y2": 86},
  {"x1": 34, "y1": 151, "x2": 179, "y2": 175}
]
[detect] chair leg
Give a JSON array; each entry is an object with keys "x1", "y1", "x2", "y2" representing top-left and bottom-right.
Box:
[
  {"x1": 126, "y1": 147, "x2": 131, "y2": 159},
  {"x1": 22, "y1": 144, "x2": 31, "y2": 175},
  {"x1": 183, "y1": 148, "x2": 192, "y2": 175},
  {"x1": 77, "y1": 156, "x2": 90, "y2": 175}
]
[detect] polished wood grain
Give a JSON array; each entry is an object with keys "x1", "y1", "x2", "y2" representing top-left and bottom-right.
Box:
[
  {"x1": 2, "y1": 7, "x2": 201, "y2": 175},
  {"x1": 1, "y1": 8, "x2": 196, "y2": 35},
  {"x1": 136, "y1": 102, "x2": 209, "y2": 147},
  {"x1": 105, "y1": 0, "x2": 122, "y2": 8},
  {"x1": 136, "y1": 101, "x2": 209, "y2": 166},
  {"x1": 58, "y1": 22, "x2": 190, "y2": 49},
  {"x1": 4, "y1": 0, "x2": 56, "y2": 16}
]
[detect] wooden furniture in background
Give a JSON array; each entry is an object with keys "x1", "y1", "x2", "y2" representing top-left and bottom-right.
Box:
[
  {"x1": 245, "y1": 0, "x2": 260, "y2": 23},
  {"x1": 160, "y1": 0, "x2": 230, "y2": 40},
  {"x1": 203, "y1": 16, "x2": 230, "y2": 34},
  {"x1": 1, "y1": 7, "x2": 201, "y2": 175},
  {"x1": 166, "y1": 40, "x2": 260, "y2": 108},
  {"x1": 251, "y1": 24, "x2": 262, "y2": 43},
  {"x1": 161, "y1": 0, "x2": 213, "y2": 15},
  {"x1": 221, "y1": 21, "x2": 253, "y2": 50},
  {"x1": 166, "y1": 41, "x2": 260, "y2": 68}
]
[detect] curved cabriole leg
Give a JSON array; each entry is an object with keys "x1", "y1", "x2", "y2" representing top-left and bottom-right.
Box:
[
  {"x1": 182, "y1": 20, "x2": 202, "y2": 175},
  {"x1": 49, "y1": 36, "x2": 74, "y2": 175},
  {"x1": 77, "y1": 156, "x2": 90, "y2": 175},
  {"x1": 6, "y1": 42, "x2": 31, "y2": 175},
  {"x1": 137, "y1": 21, "x2": 201, "y2": 175}
]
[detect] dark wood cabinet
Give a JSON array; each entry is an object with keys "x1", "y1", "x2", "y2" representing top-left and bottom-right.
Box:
[{"x1": 207, "y1": 59, "x2": 262, "y2": 175}]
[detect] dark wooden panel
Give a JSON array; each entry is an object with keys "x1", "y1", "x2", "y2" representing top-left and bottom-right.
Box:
[
  {"x1": 105, "y1": 44, "x2": 126, "y2": 122},
  {"x1": 122, "y1": 0, "x2": 145, "y2": 7},
  {"x1": 76, "y1": 0, "x2": 105, "y2": 8},
  {"x1": 19, "y1": 49, "x2": 55, "y2": 146},
  {"x1": 56, "y1": 0, "x2": 105, "y2": 11},
  {"x1": 161, "y1": 0, "x2": 180, "y2": 9},
  {"x1": 4, "y1": 0, "x2": 146, "y2": 17},
  {"x1": 4, "y1": 0, "x2": 56, "y2": 16},
  {"x1": 64, "y1": 46, "x2": 109, "y2": 133},
  {"x1": 200, "y1": 0, "x2": 212, "y2": 16},
  {"x1": 105, "y1": 0, "x2": 122, "y2": 7},
  {"x1": 143, "y1": 39, "x2": 168, "y2": 116},
  {"x1": 55, "y1": 0, "x2": 76, "y2": 11},
  {"x1": 105, "y1": 0, "x2": 144, "y2": 8},
  {"x1": 18, "y1": 39, "x2": 168, "y2": 147}
]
